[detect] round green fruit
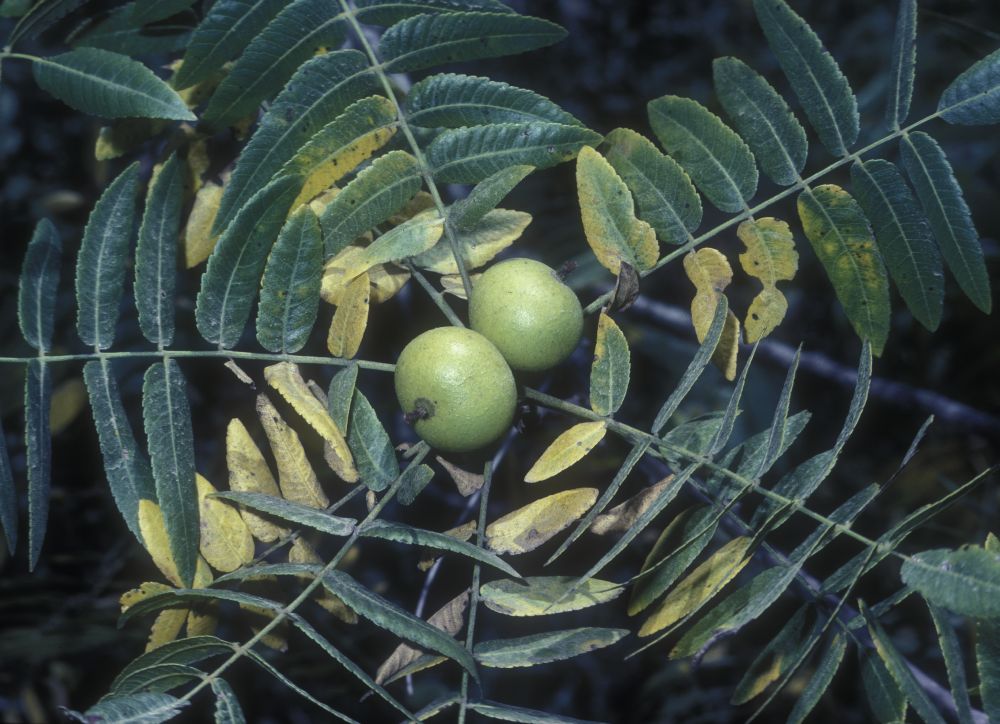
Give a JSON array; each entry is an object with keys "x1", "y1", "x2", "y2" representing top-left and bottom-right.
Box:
[
  {"x1": 469, "y1": 258, "x2": 584, "y2": 372},
  {"x1": 394, "y1": 327, "x2": 517, "y2": 453}
]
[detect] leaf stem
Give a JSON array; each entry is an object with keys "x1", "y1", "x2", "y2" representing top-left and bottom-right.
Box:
[
  {"x1": 458, "y1": 461, "x2": 493, "y2": 723},
  {"x1": 407, "y1": 262, "x2": 466, "y2": 327}
]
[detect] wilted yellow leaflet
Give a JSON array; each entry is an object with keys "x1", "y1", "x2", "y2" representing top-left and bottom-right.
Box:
[
  {"x1": 184, "y1": 180, "x2": 224, "y2": 268},
  {"x1": 327, "y1": 271, "x2": 370, "y2": 359},
  {"x1": 195, "y1": 473, "x2": 254, "y2": 573},
  {"x1": 737, "y1": 218, "x2": 798, "y2": 343},
  {"x1": 590, "y1": 475, "x2": 673, "y2": 535},
  {"x1": 288, "y1": 538, "x2": 357, "y2": 623},
  {"x1": 524, "y1": 421, "x2": 608, "y2": 483},
  {"x1": 322, "y1": 246, "x2": 410, "y2": 305},
  {"x1": 440, "y1": 273, "x2": 481, "y2": 300},
  {"x1": 480, "y1": 576, "x2": 622, "y2": 617},
  {"x1": 375, "y1": 590, "x2": 469, "y2": 684},
  {"x1": 576, "y1": 146, "x2": 658, "y2": 275},
  {"x1": 340, "y1": 210, "x2": 445, "y2": 280},
  {"x1": 419, "y1": 520, "x2": 477, "y2": 571},
  {"x1": 263, "y1": 363, "x2": 357, "y2": 483},
  {"x1": 683, "y1": 248, "x2": 741, "y2": 381},
  {"x1": 49, "y1": 377, "x2": 86, "y2": 434},
  {"x1": 486, "y1": 488, "x2": 599, "y2": 555},
  {"x1": 256, "y1": 394, "x2": 330, "y2": 509},
  {"x1": 137, "y1": 500, "x2": 213, "y2": 588},
  {"x1": 185, "y1": 136, "x2": 211, "y2": 193},
  {"x1": 638, "y1": 536, "x2": 753, "y2": 637},
  {"x1": 411, "y1": 209, "x2": 532, "y2": 274},
  {"x1": 146, "y1": 608, "x2": 187, "y2": 652},
  {"x1": 226, "y1": 418, "x2": 287, "y2": 542}
]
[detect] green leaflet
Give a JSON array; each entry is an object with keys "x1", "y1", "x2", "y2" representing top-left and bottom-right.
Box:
[
  {"x1": 83, "y1": 360, "x2": 156, "y2": 541},
  {"x1": 8, "y1": 0, "x2": 87, "y2": 47},
  {"x1": 174, "y1": 0, "x2": 285, "y2": 89},
  {"x1": 797, "y1": 185, "x2": 890, "y2": 355},
  {"x1": 786, "y1": 635, "x2": 847, "y2": 724},
  {"x1": 111, "y1": 636, "x2": 233, "y2": 691},
  {"x1": 32, "y1": 49, "x2": 195, "y2": 121},
  {"x1": 753, "y1": 0, "x2": 859, "y2": 156},
  {"x1": 427, "y1": 122, "x2": 602, "y2": 184},
  {"x1": 256, "y1": 207, "x2": 324, "y2": 354},
  {"x1": 327, "y1": 364, "x2": 359, "y2": 431},
  {"x1": 851, "y1": 159, "x2": 943, "y2": 331},
  {"x1": 195, "y1": 175, "x2": 300, "y2": 348},
  {"x1": 938, "y1": 47, "x2": 1000, "y2": 125},
  {"x1": 397, "y1": 463, "x2": 434, "y2": 506},
  {"x1": 213, "y1": 50, "x2": 379, "y2": 233},
  {"x1": 319, "y1": 150, "x2": 422, "y2": 258},
  {"x1": 978, "y1": 616, "x2": 1000, "y2": 722},
  {"x1": 72, "y1": 5, "x2": 191, "y2": 58},
  {"x1": 81, "y1": 693, "x2": 186, "y2": 723},
  {"x1": 112, "y1": 663, "x2": 201, "y2": 696},
  {"x1": 354, "y1": 0, "x2": 514, "y2": 26},
  {"x1": 142, "y1": 360, "x2": 198, "y2": 587},
  {"x1": 202, "y1": 0, "x2": 350, "y2": 129},
  {"x1": 0, "y1": 416, "x2": 15, "y2": 553},
  {"x1": 449, "y1": 165, "x2": 534, "y2": 230},
  {"x1": 343, "y1": 211, "x2": 444, "y2": 276},
  {"x1": 860, "y1": 649, "x2": 907, "y2": 723},
  {"x1": 863, "y1": 602, "x2": 948, "y2": 724},
  {"x1": 901, "y1": 548, "x2": 1000, "y2": 619},
  {"x1": 346, "y1": 389, "x2": 398, "y2": 492},
  {"x1": 468, "y1": 700, "x2": 601, "y2": 724},
  {"x1": 25, "y1": 360, "x2": 51, "y2": 570},
  {"x1": 712, "y1": 56, "x2": 808, "y2": 186},
  {"x1": 212, "y1": 491, "x2": 357, "y2": 536},
  {"x1": 322, "y1": 570, "x2": 479, "y2": 681},
  {"x1": 76, "y1": 162, "x2": 142, "y2": 350},
  {"x1": 18, "y1": 218, "x2": 61, "y2": 353},
  {"x1": 211, "y1": 679, "x2": 246, "y2": 724},
  {"x1": 885, "y1": 0, "x2": 917, "y2": 130},
  {"x1": 602, "y1": 127, "x2": 701, "y2": 246},
  {"x1": 406, "y1": 73, "x2": 581, "y2": 128},
  {"x1": 473, "y1": 627, "x2": 627, "y2": 668},
  {"x1": 135, "y1": 153, "x2": 184, "y2": 346},
  {"x1": 120, "y1": 587, "x2": 283, "y2": 624},
  {"x1": 130, "y1": 0, "x2": 195, "y2": 24},
  {"x1": 479, "y1": 577, "x2": 621, "y2": 617},
  {"x1": 589, "y1": 311, "x2": 630, "y2": 416},
  {"x1": 380, "y1": 11, "x2": 566, "y2": 74},
  {"x1": 926, "y1": 603, "x2": 974, "y2": 724},
  {"x1": 648, "y1": 96, "x2": 757, "y2": 213},
  {"x1": 359, "y1": 520, "x2": 520, "y2": 577},
  {"x1": 900, "y1": 131, "x2": 991, "y2": 313}
]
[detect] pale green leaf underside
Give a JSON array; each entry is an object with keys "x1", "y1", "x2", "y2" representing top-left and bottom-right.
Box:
[
  {"x1": 474, "y1": 627, "x2": 628, "y2": 668},
  {"x1": 18, "y1": 218, "x2": 62, "y2": 353},
  {"x1": 885, "y1": 0, "x2": 917, "y2": 129},
  {"x1": 211, "y1": 679, "x2": 246, "y2": 724},
  {"x1": 347, "y1": 389, "x2": 399, "y2": 492},
  {"x1": 449, "y1": 165, "x2": 534, "y2": 230},
  {"x1": 938, "y1": 47, "x2": 1000, "y2": 125},
  {"x1": 213, "y1": 490, "x2": 356, "y2": 536},
  {"x1": 901, "y1": 548, "x2": 1000, "y2": 619},
  {"x1": 82, "y1": 693, "x2": 186, "y2": 724},
  {"x1": 479, "y1": 576, "x2": 622, "y2": 617},
  {"x1": 25, "y1": 360, "x2": 51, "y2": 571}
]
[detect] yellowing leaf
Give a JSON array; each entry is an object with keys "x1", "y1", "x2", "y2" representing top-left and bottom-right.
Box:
[
  {"x1": 288, "y1": 538, "x2": 357, "y2": 624},
  {"x1": 683, "y1": 248, "x2": 741, "y2": 381},
  {"x1": 195, "y1": 473, "x2": 254, "y2": 573},
  {"x1": 524, "y1": 421, "x2": 607, "y2": 483},
  {"x1": 241, "y1": 603, "x2": 288, "y2": 652},
  {"x1": 638, "y1": 536, "x2": 753, "y2": 637},
  {"x1": 184, "y1": 180, "x2": 224, "y2": 268},
  {"x1": 577, "y1": 145, "x2": 658, "y2": 274},
  {"x1": 327, "y1": 271, "x2": 370, "y2": 359},
  {"x1": 479, "y1": 576, "x2": 622, "y2": 617},
  {"x1": 321, "y1": 246, "x2": 410, "y2": 305},
  {"x1": 263, "y1": 363, "x2": 357, "y2": 483},
  {"x1": 146, "y1": 607, "x2": 187, "y2": 652},
  {"x1": 186, "y1": 604, "x2": 218, "y2": 638},
  {"x1": 185, "y1": 136, "x2": 211, "y2": 193},
  {"x1": 340, "y1": 211, "x2": 444, "y2": 280},
  {"x1": 308, "y1": 186, "x2": 341, "y2": 218},
  {"x1": 387, "y1": 191, "x2": 436, "y2": 227},
  {"x1": 256, "y1": 394, "x2": 329, "y2": 509},
  {"x1": 440, "y1": 273, "x2": 481, "y2": 300},
  {"x1": 226, "y1": 418, "x2": 287, "y2": 543},
  {"x1": 486, "y1": 488, "x2": 599, "y2": 555},
  {"x1": 49, "y1": 377, "x2": 86, "y2": 434},
  {"x1": 590, "y1": 475, "x2": 674, "y2": 535},
  {"x1": 737, "y1": 218, "x2": 798, "y2": 342},
  {"x1": 120, "y1": 581, "x2": 172, "y2": 612},
  {"x1": 137, "y1": 500, "x2": 213, "y2": 588},
  {"x1": 590, "y1": 312, "x2": 630, "y2": 417},
  {"x1": 411, "y1": 209, "x2": 532, "y2": 274},
  {"x1": 376, "y1": 590, "x2": 469, "y2": 684}
]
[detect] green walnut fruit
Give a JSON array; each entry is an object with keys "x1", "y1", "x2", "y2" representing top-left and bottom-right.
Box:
[
  {"x1": 469, "y1": 258, "x2": 584, "y2": 372},
  {"x1": 394, "y1": 327, "x2": 517, "y2": 453}
]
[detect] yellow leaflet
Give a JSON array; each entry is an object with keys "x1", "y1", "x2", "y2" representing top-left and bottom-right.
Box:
[
  {"x1": 263, "y1": 363, "x2": 357, "y2": 483},
  {"x1": 226, "y1": 418, "x2": 287, "y2": 543},
  {"x1": 308, "y1": 186, "x2": 341, "y2": 217},
  {"x1": 288, "y1": 538, "x2": 358, "y2": 624},
  {"x1": 576, "y1": 146, "x2": 658, "y2": 275},
  {"x1": 638, "y1": 536, "x2": 753, "y2": 637},
  {"x1": 146, "y1": 608, "x2": 187, "y2": 652},
  {"x1": 737, "y1": 218, "x2": 798, "y2": 343},
  {"x1": 196, "y1": 473, "x2": 254, "y2": 573},
  {"x1": 419, "y1": 520, "x2": 477, "y2": 571},
  {"x1": 186, "y1": 607, "x2": 218, "y2": 638},
  {"x1": 322, "y1": 246, "x2": 410, "y2": 305},
  {"x1": 388, "y1": 191, "x2": 436, "y2": 227},
  {"x1": 590, "y1": 475, "x2": 673, "y2": 535},
  {"x1": 256, "y1": 394, "x2": 330, "y2": 508},
  {"x1": 95, "y1": 119, "x2": 164, "y2": 161},
  {"x1": 137, "y1": 500, "x2": 213, "y2": 588},
  {"x1": 49, "y1": 377, "x2": 86, "y2": 434},
  {"x1": 440, "y1": 273, "x2": 481, "y2": 300},
  {"x1": 486, "y1": 488, "x2": 599, "y2": 555},
  {"x1": 411, "y1": 209, "x2": 532, "y2": 274},
  {"x1": 184, "y1": 180, "x2": 224, "y2": 268},
  {"x1": 683, "y1": 248, "x2": 741, "y2": 381},
  {"x1": 524, "y1": 421, "x2": 608, "y2": 483},
  {"x1": 340, "y1": 211, "x2": 444, "y2": 280},
  {"x1": 376, "y1": 590, "x2": 469, "y2": 684},
  {"x1": 186, "y1": 136, "x2": 211, "y2": 193},
  {"x1": 120, "y1": 581, "x2": 172, "y2": 612},
  {"x1": 327, "y1": 271, "x2": 370, "y2": 360}
]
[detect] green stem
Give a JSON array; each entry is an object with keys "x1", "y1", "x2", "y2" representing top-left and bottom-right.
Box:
[
  {"x1": 339, "y1": 0, "x2": 476, "y2": 303},
  {"x1": 458, "y1": 461, "x2": 493, "y2": 723},
  {"x1": 407, "y1": 262, "x2": 466, "y2": 328}
]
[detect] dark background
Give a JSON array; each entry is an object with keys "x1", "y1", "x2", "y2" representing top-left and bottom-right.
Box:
[{"x1": 1, "y1": 1, "x2": 999, "y2": 721}]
